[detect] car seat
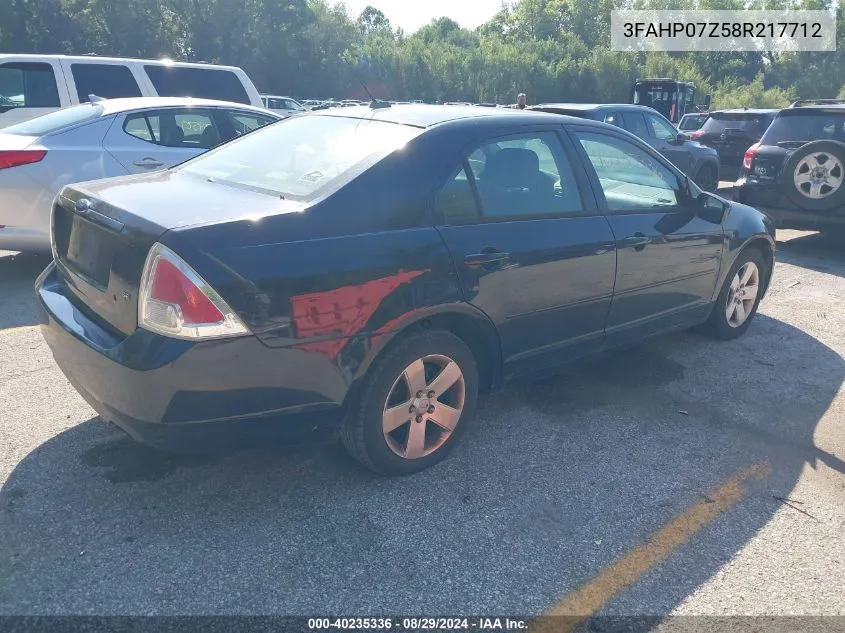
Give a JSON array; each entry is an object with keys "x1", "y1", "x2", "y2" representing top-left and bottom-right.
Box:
[{"x1": 478, "y1": 148, "x2": 554, "y2": 215}]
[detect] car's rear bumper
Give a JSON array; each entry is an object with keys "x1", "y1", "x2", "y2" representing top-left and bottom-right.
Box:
[
  {"x1": 36, "y1": 263, "x2": 345, "y2": 451},
  {"x1": 734, "y1": 178, "x2": 845, "y2": 230}
]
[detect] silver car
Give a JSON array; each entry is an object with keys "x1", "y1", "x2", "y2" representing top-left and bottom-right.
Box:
[{"x1": 0, "y1": 97, "x2": 281, "y2": 252}]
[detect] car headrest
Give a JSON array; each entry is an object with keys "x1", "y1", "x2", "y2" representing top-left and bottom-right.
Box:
[{"x1": 483, "y1": 148, "x2": 540, "y2": 185}]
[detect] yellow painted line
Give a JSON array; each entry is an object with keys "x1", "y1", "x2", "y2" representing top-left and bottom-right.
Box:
[
  {"x1": 0, "y1": 325, "x2": 39, "y2": 336},
  {"x1": 531, "y1": 462, "x2": 771, "y2": 633}
]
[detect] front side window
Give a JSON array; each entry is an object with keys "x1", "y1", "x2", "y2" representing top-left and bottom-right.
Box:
[
  {"x1": 70, "y1": 63, "x2": 142, "y2": 102},
  {"x1": 178, "y1": 115, "x2": 423, "y2": 200},
  {"x1": 574, "y1": 131, "x2": 681, "y2": 212},
  {"x1": 226, "y1": 111, "x2": 276, "y2": 137},
  {"x1": 457, "y1": 132, "x2": 582, "y2": 219},
  {"x1": 144, "y1": 65, "x2": 249, "y2": 104},
  {"x1": 646, "y1": 113, "x2": 677, "y2": 141},
  {"x1": 0, "y1": 62, "x2": 60, "y2": 109}
]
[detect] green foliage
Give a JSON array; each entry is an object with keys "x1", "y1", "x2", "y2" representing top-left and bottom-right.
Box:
[{"x1": 0, "y1": 0, "x2": 830, "y2": 105}]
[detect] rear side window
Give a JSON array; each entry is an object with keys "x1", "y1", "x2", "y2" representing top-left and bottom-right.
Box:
[
  {"x1": 144, "y1": 66, "x2": 249, "y2": 104},
  {"x1": 0, "y1": 62, "x2": 60, "y2": 109},
  {"x1": 124, "y1": 109, "x2": 221, "y2": 148},
  {"x1": 3, "y1": 103, "x2": 103, "y2": 135},
  {"x1": 701, "y1": 113, "x2": 773, "y2": 137},
  {"x1": 443, "y1": 132, "x2": 583, "y2": 220},
  {"x1": 761, "y1": 111, "x2": 845, "y2": 145},
  {"x1": 70, "y1": 64, "x2": 142, "y2": 102},
  {"x1": 621, "y1": 112, "x2": 649, "y2": 138}
]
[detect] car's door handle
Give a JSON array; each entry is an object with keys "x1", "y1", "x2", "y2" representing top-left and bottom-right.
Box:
[
  {"x1": 623, "y1": 233, "x2": 652, "y2": 250},
  {"x1": 464, "y1": 250, "x2": 510, "y2": 266},
  {"x1": 133, "y1": 157, "x2": 164, "y2": 169}
]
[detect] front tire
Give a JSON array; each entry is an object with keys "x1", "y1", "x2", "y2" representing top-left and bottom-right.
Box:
[
  {"x1": 341, "y1": 329, "x2": 479, "y2": 475},
  {"x1": 695, "y1": 163, "x2": 718, "y2": 193},
  {"x1": 702, "y1": 248, "x2": 768, "y2": 340}
]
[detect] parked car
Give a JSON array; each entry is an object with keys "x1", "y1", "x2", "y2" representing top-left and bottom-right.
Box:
[
  {"x1": 0, "y1": 97, "x2": 280, "y2": 252},
  {"x1": 260, "y1": 94, "x2": 305, "y2": 116},
  {"x1": 689, "y1": 109, "x2": 777, "y2": 180},
  {"x1": 734, "y1": 104, "x2": 845, "y2": 235},
  {"x1": 529, "y1": 104, "x2": 720, "y2": 191},
  {"x1": 0, "y1": 54, "x2": 263, "y2": 128},
  {"x1": 36, "y1": 105, "x2": 775, "y2": 475},
  {"x1": 678, "y1": 112, "x2": 709, "y2": 132}
]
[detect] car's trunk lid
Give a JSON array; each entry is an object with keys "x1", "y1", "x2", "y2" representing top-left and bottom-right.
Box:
[{"x1": 51, "y1": 170, "x2": 303, "y2": 337}]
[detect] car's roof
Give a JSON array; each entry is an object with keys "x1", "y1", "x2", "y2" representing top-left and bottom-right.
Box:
[
  {"x1": 91, "y1": 97, "x2": 277, "y2": 116},
  {"x1": 261, "y1": 95, "x2": 297, "y2": 100},
  {"x1": 710, "y1": 109, "x2": 778, "y2": 115},
  {"x1": 0, "y1": 53, "x2": 243, "y2": 71},
  {"x1": 312, "y1": 103, "x2": 560, "y2": 128},
  {"x1": 531, "y1": 103, "x2": 651, "y2": 112},
  {"x1": 681, "y1": 112, "x2": 709, "y2": 117}
]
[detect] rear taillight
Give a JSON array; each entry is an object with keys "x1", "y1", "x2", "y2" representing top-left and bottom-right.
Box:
[
  {"x1": 138, "y1": 242, "x2": 249, "y2": 340},
  {"x1": 689, "y1": 130, "x2": 705, "y2": 140},
  {"x1": 743, "y1": 142, "x2": 760, "y2": 171},
  {"x1": 0, "y1": 150, "x2": 47, "y2": 170}
]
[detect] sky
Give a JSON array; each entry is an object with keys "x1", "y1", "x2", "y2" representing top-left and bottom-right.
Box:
[{"x1": 340, "y1": 0, "x2": 505, "y2": 34}]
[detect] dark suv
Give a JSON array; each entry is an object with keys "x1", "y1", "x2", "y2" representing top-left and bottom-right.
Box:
[
  {"x1": 529, "y1": 104, "x2": 721, "y2": 191},
  {"x1": 734, "y1": 105, "x2": 845, "y2": 234},
  {"x1": 690, "y1": 109, "x2": 777, "y2": 180}
]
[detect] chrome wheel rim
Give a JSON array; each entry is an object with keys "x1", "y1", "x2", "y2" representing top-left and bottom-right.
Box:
[
  {"x1": 725, "y1": 262, "x2": 760, "y2": 328},
  {"x1": 382, "y1": 354, "x2": 465, "y2": 460},
  {"x1": 794, "y1": 152, "x2": 844, "y2": 199}
]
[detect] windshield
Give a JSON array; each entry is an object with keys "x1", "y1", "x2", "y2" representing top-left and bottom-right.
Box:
[
  {"x1": 179, "y1": 114, "x2": 423, "y2": 200},
  {"x1": 700, "y1": 113, "x2": 773, "y2": 137},
  {"x1": 761, "y1": 111, "x2": 845, "y2": 145},
  {"x1": 3, "y1": 103, "x2": 104, "y2": 136}
]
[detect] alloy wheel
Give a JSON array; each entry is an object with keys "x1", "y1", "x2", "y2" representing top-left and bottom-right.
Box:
[
  {"x1": 794, "y1": 152, "x2": 844, "y2": 199},
  {"x1": 382, "y1": 354, "x2": 466, "y2": 459},
  {"x1": 725, "y1": 262, "x2": 760, "y2": 328}
]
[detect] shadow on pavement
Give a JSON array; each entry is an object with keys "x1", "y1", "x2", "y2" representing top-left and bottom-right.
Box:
[
  {"x1": 0, "y1": 315, "x2": 842, "y2": 616},
  {"x1": 775, "y1": 232, "x2": 845, "y2": 278},
  {"x1": 0, "y1": 252, "x2": 50, "y2": 330}
]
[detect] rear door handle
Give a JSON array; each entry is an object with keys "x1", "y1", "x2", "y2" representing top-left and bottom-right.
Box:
[
  {"x1": 464, "y1": 251, "x2": 510, "y2": 266},
  {"x1": 623, "y1": 233, "x2": 652, "y2": 250},
  {"x1": 133, "y1": 157, "x2": 164, "y2": 169}
]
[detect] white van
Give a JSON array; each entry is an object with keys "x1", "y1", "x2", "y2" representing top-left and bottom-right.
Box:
[{"x1": 0, "y1": 54, "x2": 263, "y2": 128}]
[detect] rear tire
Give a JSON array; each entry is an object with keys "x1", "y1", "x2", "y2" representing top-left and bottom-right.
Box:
[
  {"x1": 702, "y1": 248, "x2": 768, "y2": 341},
  {"x1": 341, "y1": 329, "x2": 478, "y2": 475}
]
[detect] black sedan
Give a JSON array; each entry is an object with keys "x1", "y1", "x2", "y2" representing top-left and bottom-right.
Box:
[{"x1": 37, "y1": 105, "x2": 776, "y2": 475}]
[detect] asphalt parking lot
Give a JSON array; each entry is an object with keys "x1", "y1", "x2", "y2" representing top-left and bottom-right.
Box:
[{"x1": 1, "y1": 227, "x2": 843, "y2": 621}]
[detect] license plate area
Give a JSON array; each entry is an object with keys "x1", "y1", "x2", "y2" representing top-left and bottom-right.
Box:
[{"x1": 66, "y1": 216, "x2": 114, "y2": 290}]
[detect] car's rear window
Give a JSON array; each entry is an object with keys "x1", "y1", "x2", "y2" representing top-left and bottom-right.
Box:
[
  {"x1": 761, "y1": 111, "x2": 845, "y2": 145},
  {"x1": 679, "y1": 115, "x2": 707, "y2": 131},
  {"x1": 178, "y1": 114, "x2": 423, "y2": 201},
  {"x1": 700, "y1": 112, "x2": 773, "y2": 136},
  {"x1": 2, "y1": 103, "x2": 104, "y2": 135}
]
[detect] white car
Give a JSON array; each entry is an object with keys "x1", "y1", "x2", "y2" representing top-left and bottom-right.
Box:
[
  {"x1": 260, "y1": 95, "x2": 305, "y2": 116},
  {"x1": 0, "y1": 97, "x2": 281, "y2": 252},
  {"x1": 0, "y1": 54, "x2": 264, "y2": 129}
]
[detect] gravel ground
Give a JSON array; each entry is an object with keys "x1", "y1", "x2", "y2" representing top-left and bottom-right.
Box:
[{"x1": 0, "y1": 228, "x2": 843, "y2": 619}]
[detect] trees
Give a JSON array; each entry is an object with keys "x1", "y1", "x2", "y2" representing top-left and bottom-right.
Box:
[{"x1": 0, "y1": 0, "x2": 834, "y2": 104}]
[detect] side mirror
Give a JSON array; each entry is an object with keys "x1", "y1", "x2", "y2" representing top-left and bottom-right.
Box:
[
  {"x1": 697, "y1": 191, "x2": 728, "y2": 223},
  {"x1": 671, "y1": 132, "x2": 689, "y2": 145},
  {"x1": 703, "y1": 94, "x2": 712, "y2": 110}
]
